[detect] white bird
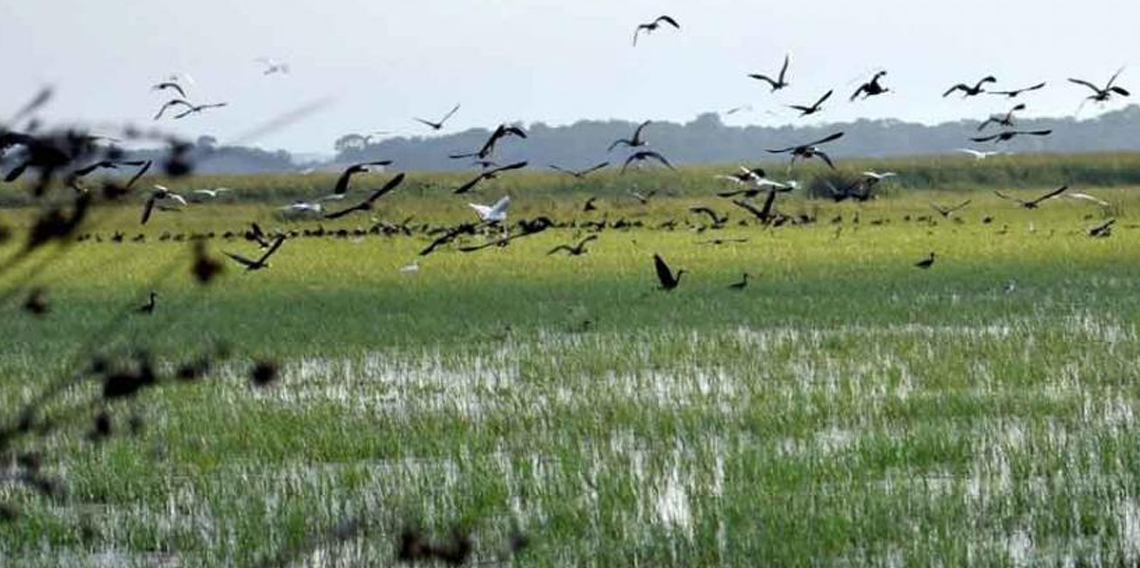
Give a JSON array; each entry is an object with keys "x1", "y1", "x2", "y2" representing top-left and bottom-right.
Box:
[
  {"x1": 956, "y1": 148, "x2": 1005, "y2": 161},
  {"x1": 192, "y1": 187, "x2": 231, "y2": 199},
  {"x1": 468, "y1": 195, "x2": 511, "y2": 222},
  {"x1": 153, "y1": 185, "x2": 187, "y2": 205},
  {"x1": 317, "y1": 193, "x2": 348, "y2": 202},
  {"x1": 862, "y1": 171, "x2": 898, "y2": 181},
  {"x1": 284, "y1": 200, "x2": 322, "y2": 214},
  {"x1": 400, "y1": 261, "x2": 420, "y2": 273},
  {"x1": 1064, "y1": 192, "x2": 1111, "y2": 207},
  {"x1": 256, "y1": 58, "x2": 290, "y2": 75}
]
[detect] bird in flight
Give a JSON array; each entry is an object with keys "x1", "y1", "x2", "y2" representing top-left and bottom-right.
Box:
[
  {"x1": 453, "y1": 161, "x2": 528, "y2": 194},
  {"x1": 621, "y1": 150, "x2": 674, "y2": 173},
  {"x1": 414, "y1": 104, "x2": 461, "y2": 131},
  {"x1": 154, "y1": 99, "x2": 228, "y2": 120},
  {"x1": 956, "y1": 148, "x2": 1005, "y2": 160},
  {"x1": 256, "y1": 58, "x2": 290, "y2": 75},
  {"x1": 323, "y1": 173, "x2": 406, "y2": 219},
  {"x1": 943, "y1": 76, "x2": 997, "y2": 98},
  {"x1": 225, "y1": 235, "x2": 287, "y2": 271},
  {"x1": 652, "y1": 254, "x2": 685, "y2": 291},
  {"x1": 789, "y1": 90, "x2": 833, "y2": 117},
  {"x1": 1069, "y1": 69, "x2": 1130, "y2": 102},
  {"x1": 930, "y1": 200, "x2": 972, "y2": 218},
  {"x1": 468, "y1": 195, "x2": 511, "y2": 223},
  {"x1": 731, "y1": 190, "x2": 780, "y2": 225},
  {"x1": 141, "y1": 185, "x2": 187, "y2": 225},
  {"x1": 766, "y1": 132, "x2": 844, "y2": 170},
  {"x1": 689, "y1": 206, "x2": 728, "y2": 227},
  {"x1": 993, "y1": 185, "x2": 1068, "y2": 209},
  {"x1": 977, "y1": 103, "x2": 1027, "y2": 131},
  {"x1": 1064, "y1": 192, "x2": 1110, "y2": 207},
  {"x1": 851, "y1": 71, "x2": 890, "y2": 101},
  {"x1": 549, "y1": 162, "x2": 609, "y2": 179},
  {"x1": 988, "y1": 82, "x2": 1047, "y2": 98},
  {"x1": 329, "y1": 160, "x2": 393, "y2": 197},
  {"x1": 192, "y1": 187, "x2": 231, "y2": 199},
  {"x1": 633, "y1": 16, "x2": 680, "y2": 47},
  {"x1": 548, "y1": 235, "x2": 598, "y2": 256},
  {"x1": 970, "y1": 129, "x2": 1052, "y2": 144},
  {"x1": 151, "y1": 81, "x2": 186, "y2": 98},
  {"x1": 749, "y1": 54, "x2": 791, "y2": 92},
  {"x1": 450, "y1": 124, "x2": 527, "y2": 160},
  {"x1": 608, "y1": 120, "x2": 652, "y2": 152}
]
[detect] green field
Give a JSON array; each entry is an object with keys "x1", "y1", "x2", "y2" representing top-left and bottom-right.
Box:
[{"x1": 3, "y1": 161, "x2": 1140, "y2": 567}]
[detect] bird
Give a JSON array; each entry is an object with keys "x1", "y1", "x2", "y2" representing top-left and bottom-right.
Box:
[
  {"x1": 861, "y1": 171, "x2": 898, "y2": 185},
  {"x1": 789, "y1": 90, "x2": 833, "y2": 117},
  {"x1": 458, "y1": 217, "x2": 553, "y2": 253},
  {"x1": 151, "y1": 81, "x2": 186, "y2": 98},
  {"x1": 453, "y1": 161, "x2": 527, "y2": 194},
  {"x1": 993, "y1": 185, "x2": 1068, "y2": 209},
  {"x1": 689, "y1": 206, "x2": 728, "y2": 227},
  {"x1": 608, "y1": 121, "x2": 652, "y2": 152},
  {"x1": 977, "y1": 103, "x2": 1027, "y2": 131},
  {"x1": 629, "y1": 190, "x2": 657, "y2": 204},
  {"x1": 716, "y1": 166, "x2": 769, "y2": 185},
  {"x1": 1064, "y1": 192, "x2": 1110, "y2": 207},
  {"x1": 323, "y1": 173, "x2": 406, "y2": 219},
  {"x1": 988, "y1": 82, "x2": 1047, "y2": 98},
  {"x1": 154, "y1": 99, "x2": 228, "y2": 120},
  {"x1": 141, "y1": 185, "x2": 187, "y2": 225},
  {"x1": 1088, "y1": 218, "x2": 1116, "y2": 238},
  {"x1": 731, "y1": 190, "x2": 780, "y2": 225},
  {"x1": 930, "y1": 200, "x2": 972, "y2": 217},
  {"x1": 225, "y1": 235, "x2": 286, "y2": 271},
  {"x1": 548, "y1": 235, "x2": 598, "y2": 256},
  {"x1": 549, "y1": 162, "x2": 609, "y2": 179},
  {"x1": 652, "y1": 254, "x2": 685, "y2": 291},
  {"x1": 728, "y1": 273, "x2": 750, "y2": 290},
  {"x1": 330, "y1": 160, "x2": 393, "y2": 196},
  {"x1": 450, "y1": 124, "x2": 527, "y2": 160},
  {"x1": 400, "y1": 261, "x2": 420, "y2": 273},
  {"x1": 621, "y1": 151, "x2": 674, "y2": 174},
  {"x1": 914, "y1": 252, "x2": 936, "y2": 269},
  {"x1": 414, "y1": 104, "x2": 461, "y2": 130},
  {"x1": 766, "y1": 132, "x2": 844, "y2": 170},
  {"x1": 748, "y1": 54, "x2": 791, "y2": 91},
  {"x1": 957, "y1": 148, "x2": 1005, "y2": 160},
  {"x1": 192, "y1": 188, "x2": 231, "y2": 199},
  {"x1": 582, "y1": 196, "x2": 599, "y2": 212},
  {"x1": 851, "y1": 71, "x2": 890, "y2": 101},
  {"x1": 66, "y1": 159, "x2": 150, "y2": 188},
  {"x1": 284, "y1": 200, "x2": 323, "y2": 214},
  {"x1": 468, "y1": 195, "x2": 511, "y2": 223},
  {"x1": 970, "y1": 129, "x2": 1052, "y2": 144},
  {"x1": 137, "y1": 292, "x2": 157, "y2": 314},
  {"x1": 256, "y1": 57, "x2": 290, "y2": 75},
  {"x1": 633, "y1": 16, "x2": 680, "y2": 46},
  {"x1": 1069, "y1": 69, "x2": 1130, "y2": 102},
  {"x1": 943, "y1": 76, "x2": 997, "y2": 98}
]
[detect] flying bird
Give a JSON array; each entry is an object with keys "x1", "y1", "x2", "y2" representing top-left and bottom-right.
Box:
[
  {"x1": 988, "y1": 82, "x2": 1047, "y2": 98},
  {"x1": 140, "y1": 185, "x2": 187, "y2": 225},
  {"x1": 154, "y1": 99, "x2": 228, "y2": 120},
  {"x1": 453, "y1": 161, "x2": 527, "y2": 194},
  {"x1": 689, "y1": 206, "x2": 728, "y2": 227},
  {"x1": 192, "y1": 188, "x2": 231, "y2": 199},
  {"x1": 957, "y1": 148, "x2": 1005, "y2": 160},
  {"x1": 993, "y1": 185, "x2": 1068, "y2": 209},
  {"x1": 1069, "y1": 69, "x2": 1130, "y2": 102},
  {"x1": 652, "y1": 254, "x2": 685, "y2": 291},
  {"x1": 284, "y1": 200, "x2": 322, "y2": 214},
  {"x1": 151, "y1": 81, "x2": 186, "y2": 98},
  {"x1": 468, "y1": 195, "x2": 511, "y2": 223},
  {"x1": 970, "y1": 129, "x2": 1052, "y2": 144},
  {"x1": 731, "y1": 191, "x2": 780, "y2": 225},
  {"x1": 977, "y1": 104, "x2": 1026, "y2": 131},
  {"x1": 789, "y1": 90, "x2": 833, "y2": 117},
  {"x1": 931, "y1": 200, "x2": 972, "y2": 217},
  {"x1": 548, "y1": 235, "x2": 598, "y2": 256},
  {"x1": 749, "y1": 54, "x2": 791, "y2": 91},
  {"x1": 450, "y1": 124, "x2": 527, "y2": 160},
  {"x1": 633, "y1": 16, "x2": 680, "y2": 47},
  {"x1": 1064, "y1": 192, "x2": 1110, "y2": 207},
  {"x1": 766, "y1": 132, "x2": 844, "y2": 170},
  {"x1": 851, "y1": 71, "x2": 890, "y2": 101},
  {"x1": 943, "y1": 76, "x2": 997, "y2": 98},
  {"x1": 549, "y1": 162, "x2": 609, "y2": 179},
  {"x1": 608, "y1": 120, "x2": 652, "y2": 152},
  {"x1": 330, "y1": 160, "x2": 393, "y2": 196},
  {"x1": 1089, "y1": 218, "x2": 1116, "y2": 238},
  {"x1": 323, "y1": 173, "x2": 406, "y2": 219},
  {"x1": 414, "y1": 104, "x2": 461, "y2": 130},
  {"x1": 621, "y1": 150, "x2": 674, "y2": 173},
  {"x1": 225, "y1": 235, "x2": 286, "y2": 271}
]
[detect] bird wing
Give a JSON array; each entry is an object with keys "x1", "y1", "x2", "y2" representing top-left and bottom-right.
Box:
[
  {"x1": 1030, "y1": 185, "x2": 1068, "y2": 205},
  {"x1": 849, "y1": 85, "x2": 867, "y2": 101},
  {"x1": 256, "y1": 235, "x2": 287, "y2": 264},
  {"x1": 749, "y1": 74, "x2": 778, "y2": 88},
  {"x1": 816, "y1": 150, "x2": 837, "y2": 170},
  {"x1": 952, "y1": 199, "x2": 972, "y2": 212},
  {"x1": 652, "y1": 254, "x2": 674, "y2": 286},
  {"x1": 1112, "y1": 87, "x2": 1131, "y2": 96},
  {"x1": 582, "y1": 161, "x2": 610, "y2": 175},
  {"x1": 494, "y1": 161, "x2": 529, "y2": 174},
  {"x1": 816, "y1": 90, "x2": 833, "y2": 106},
  {"x1": 454, "y1": 174, "x2": 486, "y2": 194},
  {"x1": 943, "y1": 84, "x2": 966, "y2": 97},
  {"x1": 224, "y1": 252, "x2": 258, "y2": 268},
  {"x1": 655, "y1": 15, "x2": 680, "y2": 28},
  {"x1": 125, "y1": 160, "x2": 152, "y2": 189},
  {"x1": 632, "y1": 120, "x2": 652, "y2": 142},
  {"x1": 970, "y1": 134, "x2": 999, "y2": 143},
  {"x1": 489, "y1": 195, "x2": 512, "y2": 217},
  {"x1": 1023, "y1": 129, "x2": 1053, "y2": 136},
  {"x1": 608, "y1": 139, "x2": 631, "y2": 152},
  {"x1": 413, "y1": 118, "x2": 440, "y2": 129},
  {"x1": 1065, "y1": 192, "x2": 1110, "y2": 206},
  {"x1": 642, "y1": 151, "x2": 674, "y2": 170},
  {"x1": 778, "y1": 54, "x2": 790, "y2": 82},
  {"x1": 547, "y1": 245, "x2": 572, "y2": 255},
  {"x1": 1107, "y1": 67, "x2": 1125, "y2": 89},
  {"x1": 323, "y1": 203, "x2": 366, "y2": 219},
  {"x1": 1068, "y1": 78, "x2": 1101, "y2": 93},
  {"x1": 993, "y1": 190, "x2": 1024, "y2": 205},
  {"x1": 808, "y1": 132, "x2": 844, "y2": 146},
  {"x1": 140, "y1": 197, "x2": 157, "y2": 225},
  {"x1": 154, "y1": 99, "x2": 192, "y2": 120},
  {"x1": 440, "y1": 104, "x2": 461, "y2": 123},
  {"x1": 549, "y1": 165, "x2": 573, "y2": 175},
  {"x1": 364, "y1": 172, "x2": 406, "y2": 204}
]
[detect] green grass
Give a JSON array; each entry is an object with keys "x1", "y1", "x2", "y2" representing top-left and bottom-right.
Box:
[{"x1": 2, "y1": 174, "x2": 1140, "y2": 567}]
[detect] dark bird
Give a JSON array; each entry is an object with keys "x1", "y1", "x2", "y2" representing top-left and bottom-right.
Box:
[
  {"x1": 550, "y1": 162, "x2": 609, "y2": 179},
  {"x1": 943, "y1": 76, "x2": 997, "y2": 98},
  {"x1": 453, "y1": 161, "x2": 527, "y2": 194},
  {"x1": 749, "y1": 54, "x2": 791, "y2": 91},
  {"x1": 766, "y1": 132, "x2": 844, "y2": 170},
  {"x1": 698, "y1": 237, "x2": 749, "y2": 246},
  {"x1": 154, "y1": 99, "x2": 227, "y2": 120},
  {"x1": 930, "y1": 200, "x2": 972, "y2": 217},
  {"x1": 1069, "y1": 70, "x2": 1130, "y2": 102},
  {"x1": 582, "y1": 196, "x2": 599, "y2": 212},
  {"x1": 689, "y1": 206, "x2": 728, "y2": 227},
  {"x1": 548, "y1": 235, "x2": 598, "y2": 256},
  {"x1": 977, "y1": 103, "x2": 1026, "y2": 131},
  {"x1": 66, "y1": 159, "x2": 150, "y2": 189},
  {"x1": 914, "y1": 252, "x2": 936, "y2": 269},
  {"x1": 989, "y1": 82, "x2": 1047, "y2": 98},
  {"x1": 993, "y1": 185, "x2": 1067, "y2": 209},
  {"x1": 731, "y1": 190, "x2": 779, "y2": 225},
  {"x1": 608, "y1": 120, "x2": 652, "y2": 152},
  {"x1": 728, "y1": 273, "x2": 750, "y2": 290},
  {"x1": 633, "y1": 15, "x2": 680, "y2": 46},
  {"x1": 621, "y1": 150, "x2": 674, "y2": 174},
  {"x1": 224, "y1": 235, "x2": 286, "y2": 271},
  {"x1": 652, "y1": 254, "x2": 685, "y2": 291},
  {"x1": 1089, "y1": 218, "x2": 1116, "y2": 238},
  {"x1": 850, "y1": 71, "x2": 890, "y2": 101},
  {"x1": 137, "y1": 292, "x2": 157, "y2": 314},
  {"x1": 140, "y1": 185, "x2": 187, "y2": 225},
  {"x1": 789, "y1": 90, "x2": 833, "y2": 117},
  {"x1": 414, "y1": 103, "x2": 461, "y2": 130},
  {"x1": 450, "y1": 124, "x2": 527, "y2": 160},
  {"x1": 246, "y1": 222, "x2": 270, "y2": 248},
  {"x1": 324, "y1": 173, "x2": 406, "y2": 218},
  {"x1": 458, "y1": 217, "x2": 553, "y2": 253},
  {"x1": 970, "y1": 129, "x2": 1052, "y2": 144},
  {"x1": 419, "y1": 222, "x2": 478, "y2": 256},
  {"x1": 330, "y1": 160, "x2": 393, "y2": 196},
  {"x1": 151, "y1": 81, "x2": 186, "y2": 98}
]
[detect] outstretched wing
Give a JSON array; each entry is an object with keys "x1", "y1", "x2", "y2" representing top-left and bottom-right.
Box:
[
  {"x1": 655, "y1": 15, "x2": 680, "y2": 28},
  {"x1": 652, "y1": 254, "x2": 674, "y2": 286},
  {"x1": 224, "y1": 251, "x2": 257, "y2": 268},
  {"x1": 1068, "y1": 78, "x2": 1101, "y2": 93},
  {"x1": 808, "y1": 132, "x2": 844, "y2": 147},
  {"x1": 1030, "y1": 185, "x2": 1068, "y2": 205},
  {"x1": 256, "y1": 235, "x2": 287, "y2": 264},
  {"x1": 364, "y1": 172, "x2": 406, "y2": 204}
]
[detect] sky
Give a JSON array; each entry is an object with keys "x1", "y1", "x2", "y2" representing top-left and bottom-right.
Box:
[{"x1": 1, "y1": 0, "x2": 1137, "y2": 155}]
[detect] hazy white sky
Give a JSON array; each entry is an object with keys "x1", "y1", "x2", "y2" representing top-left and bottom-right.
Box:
[{"x1": 2, "y1": 0, "x2": 1136, "y2": 154}]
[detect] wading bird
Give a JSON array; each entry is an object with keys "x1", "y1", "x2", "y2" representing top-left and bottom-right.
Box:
[
  {"x1": 749, "y1": 54, "x2": 791, "y2": 91},
  {"x1": 453, "y1": 161, "x2": 527, "y2": 194},
  {"x1": 652, "y1": 254, "x2": 685, "y2": 291},
  {"x1": 790, "y1": 90, "x2": 833, "y2": 117},
  {"x1": 993, "y1": 185, "x2": 1067, "y2": 209},
  {"x1": 468, "y1": 195, "x2": 511, "y2": 223},
  {"x1": 851, "y1": 71, "x2": 889, "y2": 101},
  {"x1": 633, "y1": 16, "x2": 680, "y2": 46},
  {"x1": 225, "y1": 235, "x2": 286, "y2": 271},
  {"x1": 943, "y1": 76, "x2": 996, "y2": 98},
  {"x1": 977, "y1": 104, "x2": 1026, "y2": 131},
  {"x1": 414, "y1": 104, "x2": 461, "y2": 130},
  {"x1": 136, "y1": 292, "x2": 157, "y2": 314},
  {"x1": 548, "y1": 235, "x2": 598, "y2": 256},
  {"x1": 766, "y1": 132, "x2": 844, "y2": 170},
  {"x1": 728, "y1": 273, "x2": 750, "y2": 290},
  {"x1": 621, "y1": 150, "x2": 674, "y2": 173},
  {"x1": 1069, "y1": 69, "x2": 1130, "y2": 102},
  {"x1": 608, "y1": 121, "x2": 652, "y2": 152},
  {"x1": 549, "y1": 162, "x2": 609, "y2": 179},
  {"x1": 914, "y1": 252, "x2": 936, "y2": 269},
  {"x1": 323, "y1": 173, "x2": 406, "y2": 219}
]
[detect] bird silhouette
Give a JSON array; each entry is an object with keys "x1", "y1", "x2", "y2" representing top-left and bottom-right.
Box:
[
  {"x1": 633, "y1": 16, "x2": 680, "y2": 46},
  {"x1": 749, "y1": 54, "x2": 791, "y2": 91},
  {"x1": 548, "y1": 235, "x2": 598, "y2": 256},
  {"x1": 993, "y1": 185, "x2": 1067, "y2": 209},
  {"x1": 414, "y1": 104, "x2": 461, "y2": 130},
  {"x1": 851, "y1": 71, "x2": 890, "y2": 101},
  {"x1": 225, "y1": 235, "x2": 286, "y2": 271},
  {"x1": 453, "y1": 162, "x2": 527, "y2": 194},
  {"x1": 943, "y1": 76, "x2": 997, "y2": 98},
  {"x1": 652, "y1": 254, "x2": 685, "y2": 291},
  {"x1": 323, "y1": 173, "x2": 405, "y2": 219}
]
